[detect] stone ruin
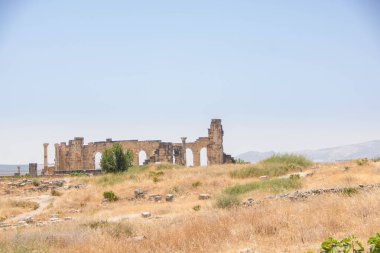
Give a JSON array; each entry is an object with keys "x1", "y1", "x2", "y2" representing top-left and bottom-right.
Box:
[{"x1": 43, "y1": 119, "x2": 235, "y2": 173}]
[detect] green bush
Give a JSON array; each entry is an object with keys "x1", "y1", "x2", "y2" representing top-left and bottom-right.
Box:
[
  {"x1": 368, "y1": 233, "x2": 380, "y2": 253},
  {"x1": 192, "y1": 205, "x2": 201, "y2": 211},
  {"x1": 192, "y1": 181, "x2": 202, "y2": 188},
  {"x1": 32, "y1": 179, "x2": 40, "y2": 187},
  {"x1": 103, "y1": 191, "x2": 119, "y2": 202},
  {"x1": 101, "y1": 143, "x2": 134, "y2": 173},
  {"x1": 215, "y1": 194, "x2": 240, "y2": 209},
  {"x1": 341, "y1": 187, "x2": 358, "y2": 197},
  {"x1": 224, "y1": 177, "x2": 301, "y2": 196},
  {"x1": 307, "y1": 233, "x2": 380, "y2": 253}
]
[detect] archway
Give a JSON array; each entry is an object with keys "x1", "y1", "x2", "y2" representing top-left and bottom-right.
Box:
[
  {"x1": 95, "y1": 152, "x2": 102, "y2": 169},
  {"x1": 200, "y1": 147, "x2": 208, "y2": 167},
  {"x1": 138, "y1": 150, "x2": 147, "y2": 166},
  {"x1": 186, "y1": 148, "x2": 194, "y2": 167}
]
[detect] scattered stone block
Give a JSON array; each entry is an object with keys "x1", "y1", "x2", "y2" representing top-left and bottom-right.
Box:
[
  {"x1": 243, "y1": 198, "x2": 255, "y2": 207},
  {"x1": 165, "y1": 194, "x2": 174, "y2": 202},
  {"x1": 199, "y1": 194, "x2": 210, "y2": 200},
  {"x1": 141, "y1": 212, "x2": 151, "y2": 218},
  {"x1": 134, "y1": 189, "x2": 144, "y2": 199},
  {"x1": 149, "y1": 194, "x2": 162, "y2": 202}
]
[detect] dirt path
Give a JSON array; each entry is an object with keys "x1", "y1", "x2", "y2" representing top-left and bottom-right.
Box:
[{"x1": 5, "y1": 195, "x2": 54, "y2": 223}]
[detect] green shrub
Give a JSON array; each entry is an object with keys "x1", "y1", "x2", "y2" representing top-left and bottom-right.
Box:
[
  {"x1": 192, "y1": 181, "x2": 202, "y2": 188},
  {"x1": 192, "y1": 205, "x2": 201, "y2": 211},
  {"x1": 320, "y1": 236, "x2": 364, "y2": 253},
  {"x1": 32, "y1": 179, "x2": 40, "y2": 187},
  {"x1": 368, "y1": 233, "x2": 380, "y2": 253},
  {"x1": 215, "y1": 194, "x2": 240, "y2": 209},
  {"x1": 51, "y1": 189, "x2": 62, "y2": 196},
  {"x1": 103, "y1": 191, "x2": 119, "y2": 202},
  {"x1": 224, "y1": 177, "x2": 301, "y2": 196},
  {"x1": 341, "y1": 187, "x2": 358, "y2": 197},
  {"x1": 149, "y1": 171, "x2": 164, "y2": 183},
  {"x1": 372, "y1": 157, "x2": 380, "y2": 163},
  {"x1": 101, "y1": 143, "x2": 134, "y2": 173},
  {"x1": 356, "y1": 158, "x2": 369, "y2": 166}
]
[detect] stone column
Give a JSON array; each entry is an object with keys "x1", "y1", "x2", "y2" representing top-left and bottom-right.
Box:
[
  {"x1": 181, "y1": 137, "x2": 187, "y2": 166},
  {"x1": 43, "y1": 143, "x2": 49, "y2": 171}
]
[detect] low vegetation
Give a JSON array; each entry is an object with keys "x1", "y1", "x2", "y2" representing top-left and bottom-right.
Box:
[
  {"x1": 103, "y1": 191, "x2": 119, "y2": 202},
  {"x1": 357, "y1": 158, "x2": 369, "y2": 166},
  {"x1": 224, "y1": 177, "x2": 301, "y2": 195},
  {"x1": 308, "y1": 233, "x2": 380, "y2": 253},
  {"x1": 215, "y1": 194, "x2": 240, "y2": 209},
  {"x1": 51, "y1": 189, "x2": 62, "y2": 196},
  {"x1": 230, "y1": 154, "x2": 312, "y2": 179},
  {"x1": 2, "y1": 161, "x2": 380, "y2": 252},
  {"x1": 10, "y1": 200, "x2": 39, "y2": 210}
]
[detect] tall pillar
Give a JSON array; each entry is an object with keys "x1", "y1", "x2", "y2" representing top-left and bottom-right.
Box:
[
  {"x1": 181, "y1": 137, "x2": 187, "y2": 166},
  {"x1": 43, "y1": 143, "x2": 49, "y2": 170}
]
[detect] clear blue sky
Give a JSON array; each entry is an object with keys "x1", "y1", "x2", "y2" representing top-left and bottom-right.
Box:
[{"x1": 0, "y1": 0, "x2": 380, "y2": 164}]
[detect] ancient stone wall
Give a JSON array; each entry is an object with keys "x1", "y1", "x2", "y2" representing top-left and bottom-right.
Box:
[{"x1": 50, "y1": 119, "x2": 235, "y2": 171}]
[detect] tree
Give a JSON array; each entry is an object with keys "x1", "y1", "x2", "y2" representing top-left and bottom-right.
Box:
[{"x1": 100, "y1": 143, "x2": 134, "y2": 173}]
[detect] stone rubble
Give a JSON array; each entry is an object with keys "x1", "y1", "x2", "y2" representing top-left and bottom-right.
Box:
[
  {"x1": 148, "y1": 194, "x2": 162, "y2": 202},
  {"x1": 141, "y1": 212, "x2": 151, "y2": 218},
  {"x1": 199, "y1": 194, "x2": 210, "y2": 200},
  {"x1": 165, "y1": 194, "x2": 174, "y2": 202}
]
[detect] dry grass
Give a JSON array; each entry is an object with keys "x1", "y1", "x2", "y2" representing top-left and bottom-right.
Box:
[{"x1": 1, "y1": 161, "x2": 380, "y2": 252}]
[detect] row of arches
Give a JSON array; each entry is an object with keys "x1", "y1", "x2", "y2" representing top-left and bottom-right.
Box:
[{"x1": 94, "y1": 147, "x2": 208, "y2": 169}]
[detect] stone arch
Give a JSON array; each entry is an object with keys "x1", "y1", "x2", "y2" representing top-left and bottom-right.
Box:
[
  {"x1": 186, "y1": 148, "x2": 194, "y2": 167},
  {"x1": 138, "y1": 150, "x2": 147, "y2": 166},
  {"x1": 200, "y1": 147, "x2": 208, "y2": 167},
  {"x1": 94, "y1": 152, "x2": 102, "y2": 169}
]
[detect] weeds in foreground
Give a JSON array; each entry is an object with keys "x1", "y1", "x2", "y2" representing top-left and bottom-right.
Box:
[
  {"x1": 307, "y1": 233, "x2": 380, "y2": 253},
  {"x1": 224, "y1": 177, "x2": 301, "y2": 196}
]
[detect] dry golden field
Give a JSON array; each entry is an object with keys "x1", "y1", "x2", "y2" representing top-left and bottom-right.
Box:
[{"x1": 1, "y1": 159, "x2": 380, "y2": 253}]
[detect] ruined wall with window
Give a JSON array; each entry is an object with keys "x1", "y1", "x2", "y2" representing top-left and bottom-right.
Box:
[{"x1": 48, "y1": 119, "x2": 235, "y2": 172}]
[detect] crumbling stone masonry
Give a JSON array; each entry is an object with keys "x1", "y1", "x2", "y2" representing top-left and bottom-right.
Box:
[{"x1": 45, "y1": 119, "x2": 235, "y2": 172}]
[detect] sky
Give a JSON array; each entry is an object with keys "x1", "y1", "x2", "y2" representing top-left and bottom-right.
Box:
[{"x1": 0, "y1": 0, "x2": 380, "y2": 164}]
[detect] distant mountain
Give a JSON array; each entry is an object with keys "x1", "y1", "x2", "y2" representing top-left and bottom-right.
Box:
[
  {"x1": 236, "y1": 140, "x2": 380, "y2": 163},
  {"x1": 237, "y1": 151, "x2": 276, "y2": 163}
]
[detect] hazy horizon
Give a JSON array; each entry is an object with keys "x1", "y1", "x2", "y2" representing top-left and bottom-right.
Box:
[{"x1": 1, "y1": 1, "x2": 380, "y2": 164}]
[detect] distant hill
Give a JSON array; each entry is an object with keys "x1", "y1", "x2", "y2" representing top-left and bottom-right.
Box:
[{"x1": 236, "y1": 140, "x2": 380, "y2": 163}]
